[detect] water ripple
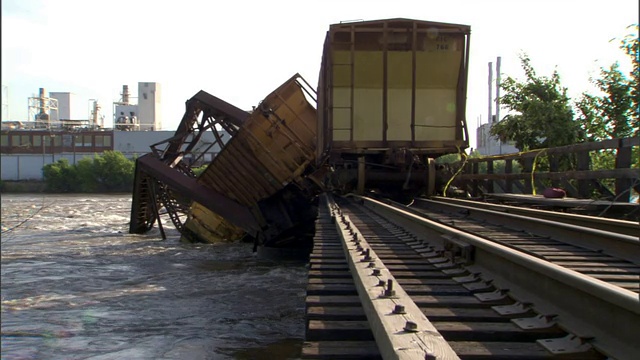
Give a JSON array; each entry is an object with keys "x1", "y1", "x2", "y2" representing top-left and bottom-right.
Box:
[{"x1": 1, "y1": 194, "x2": 307, "y2": 359}]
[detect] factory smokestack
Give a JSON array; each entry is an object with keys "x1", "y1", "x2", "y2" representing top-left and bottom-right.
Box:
[
  {"x1": 36, "y1": 88, "x2": 49, "y2": 125},
  {"x1": 488, "y1": 62, "x2": 493, "y2": 125},
  {"x1": 92, "y1": 101, "x2": 102, "y2": 127},
  {"x1": 122, "y1": 85, "x2": 130, "y2": 105},
  {"x1": 39, "y1": 88, "x2": 46, "y2": 113}
]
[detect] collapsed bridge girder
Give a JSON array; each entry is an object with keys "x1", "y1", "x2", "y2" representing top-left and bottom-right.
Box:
[
  {"x1": 131, "y1": 154, "x2": 259, "y2": 233},
  {"x1": 129, "y1": 91, "x2": 251, "y2": 237},
  {"x1": 130, "y1": 74, "x2": 322, "y2": 249}
]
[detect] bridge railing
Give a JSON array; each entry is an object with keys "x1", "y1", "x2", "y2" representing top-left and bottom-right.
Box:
[{"x1": 450, "y1": 137, "x2": 639, "y2": 202}]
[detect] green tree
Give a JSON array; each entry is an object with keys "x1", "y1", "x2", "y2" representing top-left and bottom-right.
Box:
[
  {"x1": 490, "y1": 54, "x2": 583, "y2": 151},
  {"x1": 42, "y1": 158, "x2": 78, "y2": 192},
  {"x1": 435, "y1": 153, "x2": 462, "y2": 164},
  {"x1": 92, "y1": 151, "x2": 135, "y2": 192},
  {"x1": 76, "y1": 157, "x2": 98, "y2": 192},
  {"x1": 576, "y1": 25, "x2": 639, "y2": 140},
  {"x1": 42, "y1": 151, "x2": 135, "y2": 193}
]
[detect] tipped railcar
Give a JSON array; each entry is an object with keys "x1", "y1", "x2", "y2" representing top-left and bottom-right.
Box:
[
  {"x1": 130, "y1": 74, "x2": 323, "y2": 251},
  {"x1": 317, "y1": 18, "x2": 471, "y2": 197},
  {"x1": 129, "y1": 18, "x2": 471, "y2": 252},
  {"x1": 188, "y1": 74, "x2": 322, "y2": 249}
]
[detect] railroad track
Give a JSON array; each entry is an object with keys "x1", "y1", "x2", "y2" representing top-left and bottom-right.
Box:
[
  {"x1": 419, "y1": 196, "x2": 639, "y2": 237},
  {"x1": 302, "y1": 193, "x2": 639, "y2": 359},
  {"x1": 404, "y1": 197, "x2": 640, "y2": 293}
]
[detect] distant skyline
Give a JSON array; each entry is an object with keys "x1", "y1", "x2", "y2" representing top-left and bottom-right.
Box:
[{"x1": 2, "y1": 0, "x2": 638, "y2": 149}]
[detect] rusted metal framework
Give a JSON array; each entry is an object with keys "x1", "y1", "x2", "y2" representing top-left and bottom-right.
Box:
[
  {"x1": 190, "y1": 74, "x2": 321, "y2": 247},
  {"x1": 129, "y1": 74, "x2": 322, "y2": 250},
  {"x1": 129, "y1": 91, "x2": 249, "y2": 237},
  {"x1": 149, "y1": 90, "x2": 248, "y2": 172}
]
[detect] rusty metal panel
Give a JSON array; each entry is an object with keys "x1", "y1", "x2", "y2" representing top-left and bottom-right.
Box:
[{"x1": 197, "y1": 74, "x2": 317, "y2": 208}]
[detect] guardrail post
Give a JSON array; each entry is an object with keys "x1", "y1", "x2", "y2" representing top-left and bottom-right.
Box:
[
  {"x1": 576, "y1": 150, "x2": 591, "y2": 198},
  {"x1": 471, "y1": 162, "x2": 480, "y2": 197},
  {"x1": 486, "y1": 159, "x2": 494, "y2": 193},
  {"x1": 615, "y1": 139, "x2": 632, "y2": 202},
  {"x1": 505, "y1": 159, "x2": 513, "y2": 193},
  {"x1": 522, "y1": 157, "x2": 533, "y2": 194}
]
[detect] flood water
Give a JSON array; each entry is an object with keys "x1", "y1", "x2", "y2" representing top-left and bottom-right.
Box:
[{"x1": 1, "y1": 194, "x2": 308, "y2": 359}]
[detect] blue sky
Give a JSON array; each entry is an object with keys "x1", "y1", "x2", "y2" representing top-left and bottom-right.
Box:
[{"x1": 2, "y1": 0, "x2": 638, "y2": 148}]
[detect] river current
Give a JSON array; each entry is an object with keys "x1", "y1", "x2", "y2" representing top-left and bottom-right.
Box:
[{"x1": 1, "y1": 194, "x2": 308, "y2": 359}]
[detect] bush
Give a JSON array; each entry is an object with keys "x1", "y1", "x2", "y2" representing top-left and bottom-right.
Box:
[
  {"x1": 42, "y1": 151, "x2": 135, "y2": 193},
  {"x1": 42, "y1": 158, "x2": 79, "y2": 192},
  {"x1": 92, "y1": 151, "x2": 135, "y2": 192},
  {"x1": 76, "y1": 157, "x2": 97, "y2": 192}
]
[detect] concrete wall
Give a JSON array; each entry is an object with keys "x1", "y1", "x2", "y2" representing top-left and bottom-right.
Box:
[{"x1": 1, "y1": 153, "x2": 95, "y2": 181}]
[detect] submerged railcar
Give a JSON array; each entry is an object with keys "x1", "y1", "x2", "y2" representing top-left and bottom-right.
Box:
[
  {"x1": 317, "y1": 18, "x2": 471, "y2": 197},
  {"x1": 182, "y1": 74, "x2": 323, "y2": 249}
]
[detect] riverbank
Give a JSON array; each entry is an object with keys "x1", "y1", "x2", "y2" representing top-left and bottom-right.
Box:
[{"x1": 0, "y1": 180, "x2": 47, "y2": 193}]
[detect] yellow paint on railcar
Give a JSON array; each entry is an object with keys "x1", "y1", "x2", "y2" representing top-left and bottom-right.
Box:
[{"x1": 181, "y1": 202, "x2": 245, "y2": 243}]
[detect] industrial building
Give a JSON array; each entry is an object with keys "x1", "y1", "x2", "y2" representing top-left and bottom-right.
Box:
[
  {"x1": 114, "y1": 83, "x2": 162, "y2": 131},
  {"x1": 0, "y1": 130, "x2": 226, "y2": 181},
  {"x1": 1, "y1": 83, "x2": 221, "y2": 181},
  {"x1": 474, "y1": 57, "x2": 518, "y2": 156},
  {"x1": 49, "y1": 92, "x2": 84, "y2": 121},
  {"x1": 475, "y1": 122, "x2": 517, "y2": 155}
]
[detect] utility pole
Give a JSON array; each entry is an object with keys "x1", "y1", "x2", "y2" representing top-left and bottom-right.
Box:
[
  {"x1": 488, "y1": 62, "x2": 493, "y2": 155},
  {"x1": 488, "y1": 62, "x2": 493, "y2": 124},
  {"x1": 1, "y1": 85, "x2": 8, "y2": 121},
  {"x1": 496, "y1": 56, "x2": 502, "y2": 154}
]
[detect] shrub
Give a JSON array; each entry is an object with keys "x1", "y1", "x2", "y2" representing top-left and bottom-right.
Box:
[
  {"x1": 42, "y1": 151, "x2": 135, "y2": 193},
  {"x1": 92, "y1": 151, "x2": 135, "y2": 192},
  {"x1": 42, "y1": 158, "x2": 79, "y2": 192}
]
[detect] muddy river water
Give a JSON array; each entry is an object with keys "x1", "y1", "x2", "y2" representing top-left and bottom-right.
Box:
[{"x1": 1, "y1": 194, "x2": 307, "y2": 359}]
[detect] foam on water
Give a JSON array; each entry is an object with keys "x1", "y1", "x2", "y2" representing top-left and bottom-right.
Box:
[{"x1": 1, "y1": 194, "x2": 307, "y2": 359}]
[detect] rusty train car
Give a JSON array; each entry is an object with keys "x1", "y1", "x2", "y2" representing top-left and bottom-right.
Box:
[
  {"x1": 184, "y1": 74, "x2": 324, "y2": 249},
  {"x1": 129, "y1": 18, "x2": 471, "y2": 252},
  {"x1": 129, "y1": 74, "x2": 324, "y2": 251},
  {"x1": 317, "y1": 18, "x2": 471, "y2": 197}
]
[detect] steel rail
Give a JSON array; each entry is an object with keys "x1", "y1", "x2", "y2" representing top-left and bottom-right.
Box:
[
  {"x1": 355, "y1": 195, "x2": 640, "y2": 360},
  {"x1": 401, "y1": 197, "x2": 640, "y2": 264},
  {"x1": 424, "y1": 196, "x2": 639, "y2": 237},
  {"x1": 325, "y1": 194, "x2": 460, "y2": 360}
]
